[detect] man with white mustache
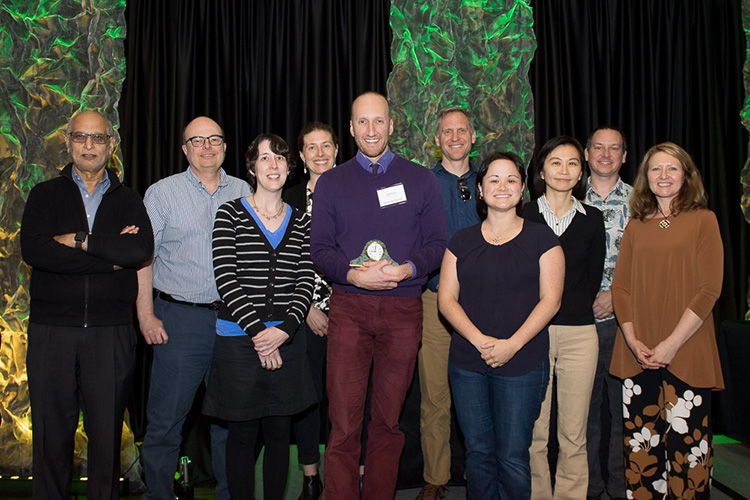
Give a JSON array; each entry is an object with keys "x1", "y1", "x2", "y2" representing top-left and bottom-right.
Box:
[
  {"x1": 583, "y1": 126, "x2": 632, "y2": 500},
  {"x1": 311, "y1": 92, "x2": 448, "y2": 500},
  {"x1": 136, "y1": 116, "x2": 251, "y2": 500}
]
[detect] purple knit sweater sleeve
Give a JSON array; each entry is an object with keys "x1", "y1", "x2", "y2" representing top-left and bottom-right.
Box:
[{"x1": 310, "y1": 155, "x2": 448, "y2": 297}]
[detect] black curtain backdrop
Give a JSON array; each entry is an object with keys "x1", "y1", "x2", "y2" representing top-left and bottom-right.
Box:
[
  {"x1": 121, "y1": 0, "x2": 392, "y2": 193},
  {"x1": 530, "y1": 0, "x2": 749, "y2": 334},
  {"x1": 119, "y1": 0, "x2": 750, "y2": 488}
]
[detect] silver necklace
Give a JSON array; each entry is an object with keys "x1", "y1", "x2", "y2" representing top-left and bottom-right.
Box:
[{"x1": 484, "y1": 222, "x2": 509, "y2": 245}]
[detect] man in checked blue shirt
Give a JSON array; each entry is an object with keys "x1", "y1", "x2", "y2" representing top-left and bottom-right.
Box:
[
  {"x1": 583, "y1": 126, "x2": 632, "y2": 500},
  {"x1": 416, "y1": 107, "x2": 482, "y2": 500},
  {"x1": 136, "y1": 116, "x2": 252, "y2": 500}
]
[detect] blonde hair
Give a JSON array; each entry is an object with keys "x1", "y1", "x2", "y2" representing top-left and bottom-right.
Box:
[{"x1": 630, "y1": 142, "x2": 708, "y2": 220}]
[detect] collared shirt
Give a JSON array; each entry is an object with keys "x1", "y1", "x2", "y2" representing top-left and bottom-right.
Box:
[
  {"x1": 355, "y1": 148, "x2": 395, "y2": 174},
  {"x1": 72, "y1": 168, "x2": 111, "y2": 231},
  {"x1": 355, "y1": 147, "x2": 416, "y2": 277},
  {"x1": 144, "y1": 167, "x2": 252, "y2": 303},
  {"x1": 585, "y1": 177, "x2": 633, "y2": 321},
  {"x1": 427, "y1": 160, "x2": 482, "y2": 291},
  {"x1": 535, "y1": 194, "x2": 587, "y2": 237}
]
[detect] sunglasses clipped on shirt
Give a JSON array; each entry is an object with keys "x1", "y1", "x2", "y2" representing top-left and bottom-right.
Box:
[{"x1": 458, "y1": 176, "x2": 471, "y2": 201}]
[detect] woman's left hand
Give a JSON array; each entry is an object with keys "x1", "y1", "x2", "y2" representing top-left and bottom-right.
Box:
[
  {"x1": 649, "y1": 337, "x2": 680, "y2": 368},
  {"x1": 259, "y1": 349, "x2": 283, "y2": 370},
  {"x1": 480, "y1": 338, "x2": 519, "y2": 369},
  {"x1": 306, "y1": 307, "x2": 328, "y2": 337},
  {"x1": 252, "y1": 327, "x2": 290, "y2": 356}
]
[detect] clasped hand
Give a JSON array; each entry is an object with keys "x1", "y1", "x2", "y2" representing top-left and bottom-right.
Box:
[
  {"x1": 253, "y1": 327, "x2": 289, "y2": 371},
  {"x1": 626, "y1": 336, "x2": 679, "y2": 370},
  {"x1": 253, "y1": 326, "x2": 289, "y2": 356},
  {"x1": 478, "y1": 335, "x2": 518, "y2": 369},
  {"x1": 347, "y1": 260, "x2": 411, "y2": 291}
]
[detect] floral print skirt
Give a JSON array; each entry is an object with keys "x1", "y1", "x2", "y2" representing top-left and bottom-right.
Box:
[{"x1": 622, "y1": 369, "x2": 713, "y2": 500}]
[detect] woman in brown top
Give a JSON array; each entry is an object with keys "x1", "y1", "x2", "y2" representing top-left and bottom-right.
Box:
[{"x1": 610, "y1": 142, "x2": 723, "y2": 500}]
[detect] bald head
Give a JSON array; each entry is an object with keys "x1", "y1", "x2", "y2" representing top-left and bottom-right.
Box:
[
  {"x1": 183, "y1": 116, "x2": 224, "y2": 143},
  {"x1": 67, "y1": 110, "x2": 114, "y2": 136},
  {"x1": 181, "y1": 116, "x2": 226, "y2": 174},
  {"x1": 65, "y1": 110, "x2": 116, "y2": 176},
  {"x1": 351, "y1": 92, "x2": 390, "y2": 120},
  {"x1": 349, "y1": 92, "x2": 393, "y2": 162}
]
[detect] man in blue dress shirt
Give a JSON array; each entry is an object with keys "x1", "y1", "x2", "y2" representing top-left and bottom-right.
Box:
[{"x1": 136, "y1": 116, "x2": 252, "y2": 500}]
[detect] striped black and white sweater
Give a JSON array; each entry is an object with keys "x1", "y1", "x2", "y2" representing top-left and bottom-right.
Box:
[{"x1": 212, "y1": 198, "x2": 315, "y2": 339}]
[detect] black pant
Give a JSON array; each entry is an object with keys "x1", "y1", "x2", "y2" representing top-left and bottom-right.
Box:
[
  {"x1": 27, "y1": 322, "x2": 136, "y2": 500},
  {"x1": 227, "y1": 416, "x2": 292, "y2": 500},
  {"x1": 292, "y1": 321, "x2": 327, "y2": 466}
]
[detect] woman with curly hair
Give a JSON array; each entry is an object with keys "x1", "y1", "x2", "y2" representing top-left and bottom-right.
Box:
[{"x1": 610, "y1": 142, "x2": 723, "y2": 499}]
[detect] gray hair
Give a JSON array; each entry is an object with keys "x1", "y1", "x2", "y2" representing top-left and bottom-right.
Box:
[
  {"x1": 66, "y1": 110, "x2": 115, "y2": 136},
  {"x1": 435, "y1": 106, "x2": 474, "y2": 135}
]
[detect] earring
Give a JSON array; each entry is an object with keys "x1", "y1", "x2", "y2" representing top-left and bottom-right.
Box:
[
  {"x1": 304, "y1": 165, "x2": 307, "y2": 174},
  {"x1": 478, "y1": 192, "x2": 483, "y2": 200}
]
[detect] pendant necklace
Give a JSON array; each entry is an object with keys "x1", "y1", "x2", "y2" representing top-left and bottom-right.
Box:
[
  {"x1": 484, "y1": 222, "x2": 508, "y2": 245},
  {"x1": 657, "y1": 205, "x2": 671, "y2": 229},
  {"x1": 251, "y1": 195, "x2": 284, "y2": 221}
]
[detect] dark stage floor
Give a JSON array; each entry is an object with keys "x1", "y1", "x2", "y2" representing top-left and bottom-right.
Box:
[{"x1": 1, "y1": 438, "x2": 748, "y2": 499}]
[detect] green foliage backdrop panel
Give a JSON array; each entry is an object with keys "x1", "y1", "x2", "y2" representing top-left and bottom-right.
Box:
[
  {"x1": 387, "y1": 0, "x2": 536, "y2": 168},
  {"x1": 743, "y1": 0, "x2": 750, "y2": 225},
  {"x1": 743, "y1": 0, "x2": 750, "y2": 316},
  {"x1": 0, "y1": 0, "x2": 130, "y2": 476}
]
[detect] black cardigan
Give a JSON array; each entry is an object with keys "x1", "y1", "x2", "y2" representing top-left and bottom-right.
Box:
[
  {"x1": 212, "y1": 198, "x2": 315, "y2": 338},
  {"x1": 522, "y1": 201, "x2": 605, "y2": 325},
  {"x1": 21, "y1": 164, "x2": 154, "y2": 327}
]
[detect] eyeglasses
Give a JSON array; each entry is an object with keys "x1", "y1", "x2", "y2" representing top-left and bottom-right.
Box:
[
  {"x1": 458, "y1": 177, "x2": 471, "y2": 201},
  {"x1": 68, "y1": 132, "x2": 112, "y2": 144},
  {"x1": 185, "y1": 135, "x2": 224, "y2": 147}
]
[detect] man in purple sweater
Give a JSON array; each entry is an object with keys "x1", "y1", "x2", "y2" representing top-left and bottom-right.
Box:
[{"x1": 311, "y1": 92, "x2": 448, "y2": 500}]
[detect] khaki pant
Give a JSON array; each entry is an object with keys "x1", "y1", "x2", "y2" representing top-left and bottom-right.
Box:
[
  {"x1": 530, "y1": 324, "x2": 599, "y2": 500},
  {"x1": 417, "y1": 289, "x2": 453, "y2": 485}
]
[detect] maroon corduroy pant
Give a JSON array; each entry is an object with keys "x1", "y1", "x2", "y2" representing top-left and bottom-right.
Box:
[{"x1": 323, "y1": 290, "x2": 422, "y2": 500}]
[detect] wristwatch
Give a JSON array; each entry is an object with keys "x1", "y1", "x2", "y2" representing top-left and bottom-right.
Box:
[{"x1": 74, "y1": 231, "x2": 87, "y2": 250}]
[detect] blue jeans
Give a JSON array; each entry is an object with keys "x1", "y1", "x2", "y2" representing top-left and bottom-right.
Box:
[
  {"x1": 449, "y1": 359, "x2": 549, "y2": 500},
  {"x1": 142, "y1": 298, "x2": 229, "y2": 500}
]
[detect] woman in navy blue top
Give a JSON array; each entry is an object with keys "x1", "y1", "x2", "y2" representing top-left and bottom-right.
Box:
[{"x1": 438, "y1": 152, "x2": 564, "y2": 500}]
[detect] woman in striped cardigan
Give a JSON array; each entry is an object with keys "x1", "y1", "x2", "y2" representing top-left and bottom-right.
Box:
[{"x1": 203, "y1": 133, "x2": 317, "y2": 500}]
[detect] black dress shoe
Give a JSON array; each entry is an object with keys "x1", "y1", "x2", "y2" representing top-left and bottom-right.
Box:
[{"x1": 298, "y1": 473, "x2": 323, "y2": 500}]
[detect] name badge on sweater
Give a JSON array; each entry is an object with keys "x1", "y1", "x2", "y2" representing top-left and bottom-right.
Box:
[{"x1": 377, "y1": 183, "x2": 407, "y2": 208}]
